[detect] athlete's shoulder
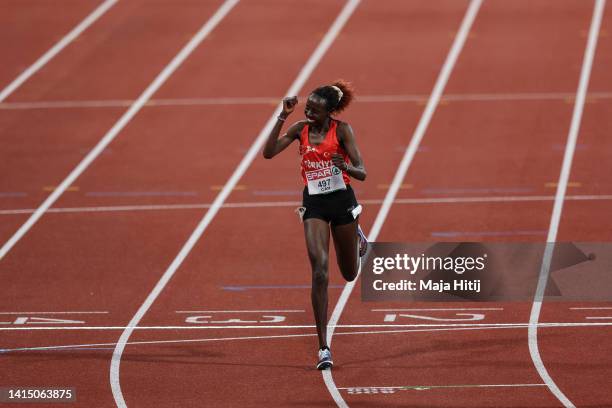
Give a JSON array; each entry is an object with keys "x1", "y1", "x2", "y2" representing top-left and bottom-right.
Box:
[
  {"x1": 289, "y1": 120, "x2": 308, "y2": 131},
  {"x1": 286, "y1": 120, "x2": 308, "y2": 140},
  {"x1": 295, "y1": 119, "x2": 309, "y2": 128},
  {"x1": 334, "y1": 120, "x2": 354, "y2": 140}
]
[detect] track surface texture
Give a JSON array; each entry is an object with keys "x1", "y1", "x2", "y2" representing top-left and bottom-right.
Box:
[{"x1": 1, "y1": 0, "x2": 611, "y2": 407}]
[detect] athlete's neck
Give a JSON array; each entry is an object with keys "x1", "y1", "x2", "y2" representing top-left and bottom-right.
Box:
[{"x1": 309, "y1": 116, "x2": 331, "y2": 133}]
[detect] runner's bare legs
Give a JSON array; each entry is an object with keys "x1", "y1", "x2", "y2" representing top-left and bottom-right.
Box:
[
  {"x1": 331, "y1": 220, "x2": 360, "y2": 281},
  {"x1": 304, "y1": 218, "x2": 331, "y2": 349},
  {"x1": 305, "y1": 218, "x2": 360, "y2": 349}
]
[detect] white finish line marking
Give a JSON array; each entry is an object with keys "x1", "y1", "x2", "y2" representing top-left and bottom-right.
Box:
[
  {"x1": 0, "y1": 323, "x2": 594, "y2": 354},
  {"x1": 2, "y1": 322, "x2": 611, "y2": 331},
  {"x1": 0, "y1": 325, "x2": 514, "y2": 354}
]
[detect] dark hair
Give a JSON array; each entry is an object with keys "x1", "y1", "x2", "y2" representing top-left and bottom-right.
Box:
[{"x1": 311, "y1": 79, "x2": 355, "y2": 114}]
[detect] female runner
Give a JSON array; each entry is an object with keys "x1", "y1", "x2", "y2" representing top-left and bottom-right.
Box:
[{"x1": 262, "y1": 80, "x2": 367, "y2": 370}]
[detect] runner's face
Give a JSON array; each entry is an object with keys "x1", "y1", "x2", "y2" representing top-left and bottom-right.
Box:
[{"x1": 304, "y1": 95, "x2": 328, "y2": 125}]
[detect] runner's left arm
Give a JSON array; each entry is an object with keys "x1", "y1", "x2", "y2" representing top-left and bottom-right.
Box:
[{"x1": 332, "y1": 122, "x2": 367, "y2": 181}]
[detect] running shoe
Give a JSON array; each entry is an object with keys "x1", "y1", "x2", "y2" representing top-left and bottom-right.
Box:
[
  {"x1": 317, "y1": 348, "x2": 333, "y2": 370},
  {"x1": 357, "y1": 224, "x2": 368, "y2": 258}
]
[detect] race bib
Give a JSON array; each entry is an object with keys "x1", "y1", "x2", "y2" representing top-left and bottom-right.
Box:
[{"x1": 305, "y1": 166, "x2": 346, "y2": 195}]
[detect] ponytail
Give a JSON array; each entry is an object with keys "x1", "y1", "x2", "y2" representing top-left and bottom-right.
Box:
[{"x1": 311, "y1": 79, "x2": 355, "y2": 114}]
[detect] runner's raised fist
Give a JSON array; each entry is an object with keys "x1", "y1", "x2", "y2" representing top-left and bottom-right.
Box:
[{"x1": 282, "y1": 96, "x2": 298, "y2": 116}]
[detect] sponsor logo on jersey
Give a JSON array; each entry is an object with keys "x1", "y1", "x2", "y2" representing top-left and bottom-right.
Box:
[{"x1": 305, "y1": 167, "x2": 333, "y2": 181}]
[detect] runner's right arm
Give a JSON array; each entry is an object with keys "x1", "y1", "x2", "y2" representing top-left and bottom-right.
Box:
[{"x1": 263, "y1": 96, "x2": 303, "y2": 159}]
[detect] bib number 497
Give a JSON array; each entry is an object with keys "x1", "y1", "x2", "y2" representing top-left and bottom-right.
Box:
[
  {"x1": 318, "y1": 179, "x2": 331, "y2": 192},
  {"x1": 306, "y1": 166, "x2": 346, "y2": 195}
]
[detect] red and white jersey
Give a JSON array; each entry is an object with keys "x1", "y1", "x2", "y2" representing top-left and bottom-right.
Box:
[{"x1": 299, "y1": 120, "x2": 351, "y2": 195}]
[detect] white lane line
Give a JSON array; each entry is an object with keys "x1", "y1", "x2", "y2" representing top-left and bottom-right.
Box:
[
  {"x1": 2, "y1": 324, "x2": 532, "y2": 354},
  {"x1": 0, "y1": 0, "x2": 118, "y2": 102},
  {"x1": 338, "y1": 383, "x2": 546, "y2": 391},
  {"x1": 108, "y1": 1, "x2": 361, "y2": 407},
  {"x1": 0, "y1": 0, "x2": 239, "y2": 262},
  {"x1": 585, "y1": 316, "x2": 612, "y2": 320},
  {"x1": 528, "y1": 2, "x2": 605, "y2": 408},
  {"x1": 322, "y1": 1, "x2": 483, "y2": 406},
  {"x1": 97, "y1": 1, "x2": 241, "y2": 405},
  {"x1": 175, "y1": 310, "x2": 305, "y2": 313},
  {"x1": 570, "y1": 306, "x2": 612, "y2": 310},
  {"x1": 372, "y1": 308, "x2": 503, "y2": 311},
  {"x1": 3, "y1": 91, "x2": 612, "y2": 109},
  {"x1": 0, "y1": 99, "x2": 134, "y2": 109},
  {"x1": 4, "y1": 322, "x2": 612, "y2": 331},
  {"x1": 3, "y1": 194, "x2": 612, "y2": 217},
  {"x1": 0, "y1": 311, "x2": 108, "y2": 315}
]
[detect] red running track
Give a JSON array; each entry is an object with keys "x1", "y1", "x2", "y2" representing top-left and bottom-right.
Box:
[{"x1": 1, "y1": 0, "x2": 611, "y2": 407}]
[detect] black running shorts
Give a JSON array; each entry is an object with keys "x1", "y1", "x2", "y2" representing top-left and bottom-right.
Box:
[{"x1": 302, "y1": 185, "x2": 359, "y2": 226}]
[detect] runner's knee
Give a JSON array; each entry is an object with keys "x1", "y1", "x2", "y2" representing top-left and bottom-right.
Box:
[
  {"x1": 340, "y1": 264, "x2": 358, "y2": 282},
  {"x1": 312, "y1": 262, "x2": 328, "y2": 286}
]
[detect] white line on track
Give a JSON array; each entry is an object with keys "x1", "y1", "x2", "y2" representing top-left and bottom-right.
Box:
[
  {"x1": 0, "y1": 0, "x2": 118, "y2": 102},
  {"x1": 4, "y1": 322, "x2": 612, "y2": 331},
  {"x1": 2, "y1": 91, "x2": 612, "y2": 109},
  {"x1": 3, "y1": 194, "x2": 612, "y2": 217},
  {"x1": 0, "y1": 311, "x2": 108, "y2": 315},
  {"x1": 0, "y1": 0, "x2": 234, "y2": 264},
  {"x1": 570, "y1": 306, "x2": 612, "y2": 310},
  {"x1": 73, "y1": 0, "x2": 245, "y2": 406},
  {"x1": 2, "y1": 323, "x2": 603, "y2": 354},
  {"x1": 323, "y1": 1, "x2": 483, "y2": 406},
  {"x1": 107, "y1": 1, "x2": 361, "y2": 407},
  {"x1": 371, "y1": 308, "x2": 503, "y2": 311},
  {"x1": 337, "y1": 383, "x2": 546, "y2": 390},
  {"x1": 528, "y1": 2, "x2": 605, "y2": 407},
  {"x1": 0, "y1": 325, "x2": 514, "y2": 354},
  {"x1": 175, "y1": 310, "x2": 305, "y2": 313}
]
